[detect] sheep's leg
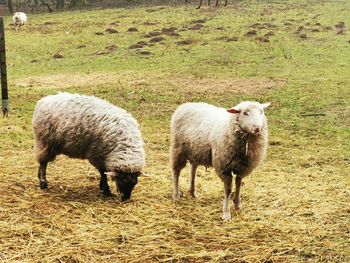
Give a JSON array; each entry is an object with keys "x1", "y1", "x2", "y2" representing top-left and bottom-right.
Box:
[
  {"x1": 196, "y1": 0, "x2": 203, "y2": 9},
  {"x1": 215, "y1": 0, "x2": 218, "y2": 6},
  {"x1": 234, "y1": 175, "x2": 242, "y2": 210},
  {"x1": 208, "y1": 0, "x2": 211, "y2": 6},
  {"x1": 99, "y1": 169, "x2": 112, "y2": 196},
  {"x1": 38, "y1": 161, "x2": 48, "y2": 189},
  {"x1": 224, "y1": 0, "x2": 227, "y2": 7},
  {"x1": 173, "y1": 167, "x2": 182, "y2": 200},
  {"x1": 171, "y1": 147, "x2": 186, "y2": 200},
  {"x1": 222, "y1": 173, "x2": 232, "y2": 221},
  {"x1": 189, "y1": 163, "x2": 198, "y2": 198}
]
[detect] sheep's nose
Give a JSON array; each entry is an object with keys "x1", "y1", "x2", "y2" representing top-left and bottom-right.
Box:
[{"x1": 251, "y1": 125, "x2": 262, "y2": 134}]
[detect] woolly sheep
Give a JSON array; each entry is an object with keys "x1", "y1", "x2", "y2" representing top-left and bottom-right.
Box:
[
  {"x1": 13, "y1": 12, "x2": 27, "y2": 31},
  {"x1": 170, "y1": 101, "x2": 270, "y2": 221},
  {"x1": 32, "y1": 92, "x2": 146, "y2": 202}
]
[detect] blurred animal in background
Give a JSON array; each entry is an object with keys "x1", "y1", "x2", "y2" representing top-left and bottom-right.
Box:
[{"x1": 13, "y1": 12, "x2": 27, "y2": 31}]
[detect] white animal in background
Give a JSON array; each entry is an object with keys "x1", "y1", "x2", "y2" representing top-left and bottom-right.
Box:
[
  {"x1": 13, "y1": 12, "x2": 27, "y2": 31},
  {"x1": 170, "y1": 101, "x2": 270, "y2": 221}
]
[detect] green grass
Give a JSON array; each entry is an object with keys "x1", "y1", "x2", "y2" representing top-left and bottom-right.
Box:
[{"x1": 0, "y1": 0, "x2": 349, "y2": 262}]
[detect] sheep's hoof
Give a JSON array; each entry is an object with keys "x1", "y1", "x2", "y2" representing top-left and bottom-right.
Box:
[
  {"x1": 173, "y1": 191, "x2": 183, "y2": 201},
  {"x1": 40, "y1": 181, "x2": 48, "y2": 189},
  {"x1": 222, "y1": 212, "x2": 231, "y2": 221},
  {"x1": 102, "y1": 191, "x2": 114, "y2": 197},
  {"x1": 173, "y1": 194, "x2": 180, "y2": 201},
  {"x1": 234, "y1": 202, "x2": 240, "y2": 210},
  {"x1": 189, "y1": 190, "x2": 196, "y2": 198},
  {"x1": 233, "y1": 199, "x2": 240, "y2": 210}
]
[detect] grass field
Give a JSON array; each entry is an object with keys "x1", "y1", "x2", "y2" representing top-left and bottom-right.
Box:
[{"x1": 0, "y1": 0, "x2": 349, "y2": 262}]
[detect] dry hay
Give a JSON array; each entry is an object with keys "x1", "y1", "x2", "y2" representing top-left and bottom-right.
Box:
[
  {"x1": 0, "y1": 138, "x2": 349, "y2": 262},
  {"x1": 3, "y1": 73, "x2": 348, "y2": 262}
]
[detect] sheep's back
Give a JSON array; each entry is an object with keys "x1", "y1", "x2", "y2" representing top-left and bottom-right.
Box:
[
  {"x1": 32, "y1": 93, "x2": 145, "y2": 171},
  {"x1": 171, "y1": 103, "x2": 229, "y2": 166}
]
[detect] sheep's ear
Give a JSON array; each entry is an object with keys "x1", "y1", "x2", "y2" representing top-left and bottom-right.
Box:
[
  {"x1": 226, "y1": 108, "x2": 241, "y2": 114},
  {"x1": 139, "y1": 172, "x2": 150, "y2": 177},
  {"x1": 261, "y1": 102, "x2": 271, "y2": 109},
  {"x1": 105, "y1": 171, "x2": 118, "y2": 181}
]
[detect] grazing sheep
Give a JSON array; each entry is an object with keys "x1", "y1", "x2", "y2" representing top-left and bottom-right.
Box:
[
  {"x1": 170, "y1": 101, "x2": 270, "y2": 220},
  {"x1": 13, "y1": 12, "x2": 27, "y2": 31},
  {"x1": 32, "y1": 92, "x2": 146, "y2": 201}
]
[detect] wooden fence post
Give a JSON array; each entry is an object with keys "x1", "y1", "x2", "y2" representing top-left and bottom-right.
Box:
[{"x1": 0, "y1": 17, "x2": 9, "y2": 117}]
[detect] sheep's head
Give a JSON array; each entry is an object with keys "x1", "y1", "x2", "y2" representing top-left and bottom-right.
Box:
[
  {"x1": 227, "y1": 101, "x2": 270, "y2": 135},
  {"x1": 106, "y1": 171, "x2": 140, "y2": 201}
]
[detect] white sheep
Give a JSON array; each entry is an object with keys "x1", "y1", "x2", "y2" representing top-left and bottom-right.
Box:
[
  {"x1": 32, "y1": 92, "x2": 146, "y2": 201},
  {"x1": 13, "y1": 12, "x2": 27, "y2": 31},
  {"x1": 170, "y1": 101, "x2": 270, "y2": 221}
]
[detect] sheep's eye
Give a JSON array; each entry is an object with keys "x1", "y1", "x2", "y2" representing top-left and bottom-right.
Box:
[{"x1": 243, "y1": 111, "x2": 249, "y2": 116}]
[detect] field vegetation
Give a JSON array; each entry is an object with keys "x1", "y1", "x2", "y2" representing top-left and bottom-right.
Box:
[{"x1": 0, "y1": 0, "x2": 349, "y2": 262}]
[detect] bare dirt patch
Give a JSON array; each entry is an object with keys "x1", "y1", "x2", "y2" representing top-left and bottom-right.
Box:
[
  {"x1": 15, "y1": 73, "x2": 284, "y2": 96},
  {"x1": 191, "y1": 18, "x2": 207, "y2": 24},
  {"x1": 94, "y1": 51, "x2": 108, "y2": 56},
  {"x1": 162, "y1": 27, "x2": 177, "y2": 33},
  {"x1": 337, "y1": 29, "x2": 345, "y2": 35},
  {"x1": 188, "y1": 24, "x2": 204, "y2": 30},
  {"x1": 129, "y1": 43, "x2": 145, "y2": 49},
  {"x1": 110, "y1": 21, "x2": 120, "y2": 25},
  {"x1": 164, "y1": 31, "x2": 180, "y2": 37},
  {"x1": 299, "y1": 33, "x2": 308, "y2": 39},
  {"x1": 137, "y1": 50, "x2": 152, "y2": 56},
  {"x1": 105, "y1": 28, "x2": 118, "y2": 34},
  {"x1": 161, "y1": 27, "x2": 179, "y2": 36},
  {"x1": 149, "y1": 36, "x2": 165, "y2": 43},
  {"x1": 144, "y1": 31, "x2": 162, "y2": 38},
  {"x1": 166, "y1": 76, "x2": 284, "y2": 95},
  {"x1": 105, "y1": 44, "x2": 118, "y2": 51},
  {"x1": 15, "y1": 73, "x2": 122, "y2": 89},
  {"x1": 127, "y1": 27, "x2": 139, "y2": 32},
  {"x1": 215, "y1": 36, "x2": 238, "y2": 42},
  {"x1": 245, "y1": 30, "x2": 257, "y2": 37},
  {"x1": 255, "y1": 36, "x2": 269, "y2": 43},
  {"x1": 250, "y1": 22, "x2": 277, "y2": 29},
  {"x1": 264, "y1": 31, "x2": 275, "y2": 37},
  {"x1": 175, "y1": 39, "x2": 194, "y2": 46},
  {"x1": 335, "y1": 21, "x2": 345, "y2": 29},
  {"x1": 52, "y1": 53, "x2": 64, "y2": 59}
]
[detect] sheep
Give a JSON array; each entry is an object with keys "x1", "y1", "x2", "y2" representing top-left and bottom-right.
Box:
[
  {"x1": 170, "y1": 101, "x2": 270, "y2": 221},
  {"x1": 13, "y1": 12, "x2": 27, "y2": 31},
  {"x1": 32, "y1": 92, "x2": 146, "y2": 202}
]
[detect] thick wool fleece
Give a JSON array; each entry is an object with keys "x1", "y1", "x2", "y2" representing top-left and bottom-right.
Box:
[
  {"x1": 170, "y1": 102, "x2": 268, "y2": 178},
  {"x1": 32, "y1": 92, "x2": 145, "y2": 173},
  {"x1": 13, "y1": 12, "x2": 27, "y2": 26}
]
